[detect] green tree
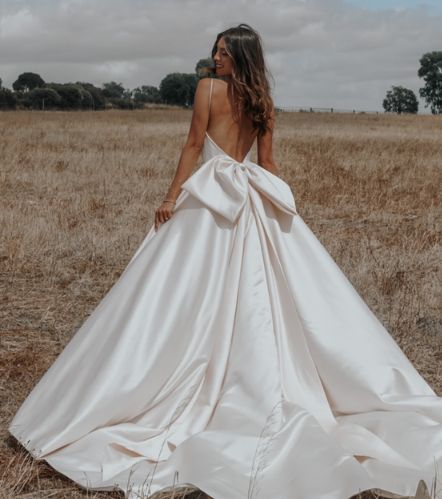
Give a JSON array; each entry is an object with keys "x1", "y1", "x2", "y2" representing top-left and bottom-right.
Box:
[
  {"x1": 418, "y1": 51, "x2": 442, "y2": 114},
  {"x1": 183, "y1": 74, "x2": 198, "y2": 106},
  {"x1": 76, "y1": 86, "x2": 94, "y2": 109},
  {"x1": 195, "y1": 58, "x2": 214, "y2": 79},
  {"x1": 102, "y1": 81, "x2": 125, "y2": 100},
  {"x1": 46, "y1": 83, "x2": 83, "y2": 109},
  {"x1": 13, "y1": 72, "x2": 45, "y2": 92},
  {"x1": 159, "y1": 73, "x2": 198, "y2": 107},
  {"x1": 382, "y1": 86, "x2": 418, "y2": 114},
  {"x1": 0, "y1": 88, "x2": 17, "y2": 109},
  {"x1": 24, "y1": 87, "x2": 61, "y2": 109},
  {"x1": 76, "y1": 82, "x2": 106, "y2": 110},
  {"x1": 133, "y1": 85, "x2": 161, "y2": 103},
  {"x1": 101, "y1": 81, "x2": 136, "y2": 108}
]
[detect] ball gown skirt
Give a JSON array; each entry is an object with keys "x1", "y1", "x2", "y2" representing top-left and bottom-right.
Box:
[{"x1": 8, "y1": 132, "x2": 442, "y2": 499}]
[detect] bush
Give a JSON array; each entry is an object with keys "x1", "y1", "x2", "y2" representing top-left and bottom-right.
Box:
[
  {"x1": 46, "y1": 83, "x2": 83, "y2": 109},
  {"x1": 76, "y1": 82, "x2": 106, "y2": 110},
  {"x1": 24, "y1": 87, "x2": 61, "y2": 109},
  {"x1": 0, "y1": 88, "x2": 17, "y2": 109}
]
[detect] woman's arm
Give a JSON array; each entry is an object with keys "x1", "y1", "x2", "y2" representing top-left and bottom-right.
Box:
[
  {"x1": 154, "y1": 77, "x2": 212, "y2": 230},
  {"x1": 163, "y1": 78, "x2": 212, "y2": 201},
  {"x1": 256, "y1": 106, "x2": 280, "y2": 176}
]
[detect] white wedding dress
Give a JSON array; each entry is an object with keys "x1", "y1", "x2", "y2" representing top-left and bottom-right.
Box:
[{"x1": 9, "y1": 80, "x2": 442, "y2": 499}]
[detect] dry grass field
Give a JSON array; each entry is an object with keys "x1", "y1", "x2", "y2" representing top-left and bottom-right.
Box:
[{"x1": 0, "y1": 108, "x2": 441, "y2": 498}]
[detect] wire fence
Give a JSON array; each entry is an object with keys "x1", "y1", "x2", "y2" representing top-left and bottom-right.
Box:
[{"x1": 276, "y1": 106, "x2": 381, "y2": 115}]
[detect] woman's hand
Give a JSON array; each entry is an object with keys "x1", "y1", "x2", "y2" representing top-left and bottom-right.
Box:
[{"x1": 154, "y1": 199, "x2": 176, "y2": 231}]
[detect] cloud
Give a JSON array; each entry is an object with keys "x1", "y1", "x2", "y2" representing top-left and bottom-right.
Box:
[{"x1": 0, "y1": 0, "x2": 440, "y2": 112}]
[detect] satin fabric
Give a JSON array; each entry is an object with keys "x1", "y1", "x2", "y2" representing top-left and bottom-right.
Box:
[{"x1": 8, "y1": 132, "x2": 442, "y2": 499}]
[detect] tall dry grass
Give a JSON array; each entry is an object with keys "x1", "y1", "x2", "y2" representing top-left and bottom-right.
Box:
[{"x1": 0, "y1": 108, "x2": 441, "y2": 498}]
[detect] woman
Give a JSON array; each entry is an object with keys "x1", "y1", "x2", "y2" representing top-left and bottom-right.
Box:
[{"x1": 8, "y1": 23, "x2": 442, "y2": 499}]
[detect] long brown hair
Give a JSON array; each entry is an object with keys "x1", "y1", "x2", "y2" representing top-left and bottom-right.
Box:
[{"x1": 210, "y1": 23, "x2": 274, "y2": 137}]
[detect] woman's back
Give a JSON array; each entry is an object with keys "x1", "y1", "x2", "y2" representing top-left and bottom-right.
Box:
[{"x1": 206, "y1": 78, "x2": 258, "y2": 164}]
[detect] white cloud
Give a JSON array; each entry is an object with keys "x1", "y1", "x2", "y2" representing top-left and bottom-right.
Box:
[{"x1": 0, "y1": 0, "x2": 440, "y2": 112}]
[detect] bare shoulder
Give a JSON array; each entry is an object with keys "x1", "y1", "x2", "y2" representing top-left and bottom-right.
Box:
[
  {"x1": 195, "y1": 77, "x2": 222, "y2": 107},
  {"x1": 196, "y1": 76, "x2": 223, "y2": 95},
  {"x1": 197, "y1": 76, "x2": 212, "y2": 90},
  {"x1": 206, "y1": 77, "x2": 227, "y2": 97},
  {"x1": 194, "y1": 77, "x2": 212, "y2": 100},
  {"x1": 192, "y1": 78, "x2": 214, "y2": 117}
]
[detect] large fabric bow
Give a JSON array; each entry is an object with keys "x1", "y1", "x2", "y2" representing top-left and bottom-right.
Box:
[{"x1": 180, "y1": 155, "x2": 297, "y2": 223}]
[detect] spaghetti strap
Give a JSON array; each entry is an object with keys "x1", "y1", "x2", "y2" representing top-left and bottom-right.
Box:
[{"x1": 208, "y1": 78, "x2": 213, "y2": 113}]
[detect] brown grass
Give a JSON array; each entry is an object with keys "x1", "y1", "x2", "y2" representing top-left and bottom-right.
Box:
[{"x1": 0, "y1": 109, "x2": 441, "y2": 498}]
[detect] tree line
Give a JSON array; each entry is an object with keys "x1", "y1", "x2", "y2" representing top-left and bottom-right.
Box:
[
  {"x1": 0, "y1": 52, "x2": 441, "y2": 114},
  {"x1": 382, "y1": 51, "x2": 441, "y2": 114},
  {"x1": 0, "y1": 58, "x2": 213, "y2": 111}
]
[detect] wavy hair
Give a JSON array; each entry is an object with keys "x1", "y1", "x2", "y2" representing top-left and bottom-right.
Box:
[{"x1": 210, "y1": 23, "x2": 274, "y2": 137}]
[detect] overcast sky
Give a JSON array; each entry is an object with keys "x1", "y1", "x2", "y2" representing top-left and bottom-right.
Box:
[{"x1": 0, "y1": 0, "x2": 440, "y2": 113}]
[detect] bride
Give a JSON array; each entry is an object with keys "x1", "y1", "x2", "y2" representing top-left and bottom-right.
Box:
[{"x1": 8, "y1": 23, "x2": 442, "y2": 499}]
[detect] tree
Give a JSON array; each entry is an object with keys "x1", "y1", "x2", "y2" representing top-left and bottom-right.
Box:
[
  {"x1": 102, "y1": 81, "x2": 125, "y2": 100},
  {"x1": 133, "y1": 85, "x2": 161, "y2": 104},
  {"x1": 24, "y1": 87, "x2": 61, "y2": 109},
  {"x1": 46, "y1": 83, "x2": 83, "y2": 109},
  {"x1": 0, "y1": 88, "x2": 17, "y2": 109},
  {"x1": 159, "y1": 73, "x2": 198, "y2": 107},
  {"x1": 418, "y1": 51, "x2": 442, "y2": 114},
  {"x1": 13, "y1": 72, "x2": 45, "y2": 92},
  {"x1": 76, "y1": 86, "x2": 94, "y2": 109},
  {"x1": 382, "y1": 86, "x2": 418, "y2": 114},
  {"x1": 101, "y1": 81, "x2": 136, "y2": 108},
  {"x1": 76, "y1": 82, "x2": 106, "y2": 110},
  {"x1": 182, "y1": 74, "x2": 198, "y2": 106},
  {"x1": 195, "y1": 58, "x2": 214, "y2": 79}
]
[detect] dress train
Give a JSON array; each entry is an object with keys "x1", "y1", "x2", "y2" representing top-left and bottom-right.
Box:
[{"x1": 8, "y1": 128, "x2": 442, "y2": 499}]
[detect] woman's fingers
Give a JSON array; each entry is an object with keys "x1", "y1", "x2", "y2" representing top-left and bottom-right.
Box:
[
  {"x1": 162, "y1": 209, "x2": 171, "y2": 222},
  {"x1": 154, "y1": 206, "x2": 174, "y2": 231}
]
